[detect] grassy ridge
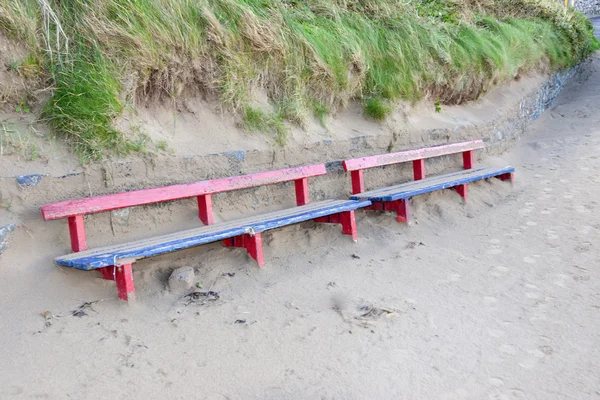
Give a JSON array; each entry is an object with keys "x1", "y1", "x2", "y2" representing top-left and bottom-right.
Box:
[{"x1": 0, "y1": 0, "x2": 598, "y2": 160}]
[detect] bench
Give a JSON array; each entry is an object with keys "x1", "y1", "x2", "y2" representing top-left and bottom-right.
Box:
[
  {"x1": 41, "y1": 165, "x2": 371, "y2": 301},
  {"x1": 343, "y1": 140, "x2": 514, "y2": 223}
]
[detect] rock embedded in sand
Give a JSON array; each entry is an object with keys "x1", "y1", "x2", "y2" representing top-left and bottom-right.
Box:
[
  {"x1": 16, "y1": 174, "x2": 42, "y2": 187},
  {"x1": 168, "y1": 266, "x2": 196, "y2": 293},
  {"x1": 0, "y1": 224, "x2": 15, "y2": 256}
]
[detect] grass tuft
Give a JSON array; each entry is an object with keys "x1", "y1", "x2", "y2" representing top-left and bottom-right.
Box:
[{"x1": 364, "y1": 98, "x2": 392, "y2": 121}]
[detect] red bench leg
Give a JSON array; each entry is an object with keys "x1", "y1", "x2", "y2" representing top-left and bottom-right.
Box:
[
  {"x1": 498, "y1": 172, "x2": 514, "y2": 184},
  {"x1": 413, "y1": 159, "x2": 425, "y2": 180},
  {"x1": 197, "y1": 194, "x2": 214, "y2": 225},
  {"x1": 99, "y1": 266, "x2": 115, "y2": 281},
  {"x1": 350, "y1": 170, "x2": 365, "y2": 194},
  {"x1": 115, "y1": 263, "x2": 136, "y2": 301},
  {"x1": 463, "y1": 150, "x2": 474, "y2": 169},
  {"x1": 68, "y1": 215, "x2": 87, "y2": 252},
  {"x1": 314, "y1": 211, "x2": 358, "y2": 241},
  {"x1": 454, "y1": 184, "x2": 468, "y2": 201},
  {"x1": 294, "y1": 178, "x2": 310, "y2": 206},
  {"x1": 396, "y1": 199, "x2": 411, "y2": 224},
  {"x1": 223, "y1": 233, "x2": 265, "y2": 267},
  {"x1": 367, "y1": 200, "x2": 410, "y2": 224},
  {"x1": 340, "y1": 210, "x2": 358, "y2": 242}
]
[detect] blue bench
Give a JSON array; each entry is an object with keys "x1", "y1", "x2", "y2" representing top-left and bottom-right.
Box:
[
  {"x1": 343, "y1": 140, "x2": 514, "y2": 223},
  {"x1": 41, "y1": 165, "x2": 370, "y2": 301}
]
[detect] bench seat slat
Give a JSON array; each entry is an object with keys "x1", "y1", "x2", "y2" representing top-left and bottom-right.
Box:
[
  {"x1": 41, "y1": 164, "x2": 327, "y2": 220},
  {"x1": 343, "y1": 140, "x2": 485, "y2": 172},
  {"x1": 56, "y1": 199, "x2": 371, "y2": 270},
  {"x1": 350, "y1": 166, "x2": 513, "y2": 202}
]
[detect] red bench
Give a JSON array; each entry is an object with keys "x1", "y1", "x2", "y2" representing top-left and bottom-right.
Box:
[
  {"x1": 41, "y1": 165, "x2": 371, "y2": 301},
  {"x1": 344, "y1": 140, "x2": 514, "y2": 223}
]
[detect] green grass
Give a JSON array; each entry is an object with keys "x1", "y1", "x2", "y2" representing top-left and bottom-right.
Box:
[
  {"x1": 242, "y1": 106, "x2": 288, "y2": 146},
  {"x1": 364, "y1": 98, "x2": 392, "y2": 121},
  {"x1": 0, "y1": 0, "x2": 598, "y2": 160}
]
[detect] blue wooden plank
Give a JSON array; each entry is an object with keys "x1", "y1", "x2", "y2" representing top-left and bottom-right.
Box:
[
  {"x1": 350, "y1": 166, "x2": 514, "y2": 202},
  {"x1": 56, "y1": 199, "x2": 371, "y2": 270}
]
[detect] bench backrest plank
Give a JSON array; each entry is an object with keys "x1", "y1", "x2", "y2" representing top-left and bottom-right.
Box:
[
  {"x1": 342, "y1": 140, "x2": 485, "y2": 195},
  {"x1": 342, "y1": 140, "x2": 484, "y2": 172},
  {"x1": 41, "y1": 164, "x2": 327, "y2": 221}
]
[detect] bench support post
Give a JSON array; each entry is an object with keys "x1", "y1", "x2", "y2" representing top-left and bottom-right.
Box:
[
  {"x1": 68, "y1": 215, "x2": 87, "y2": 252},
  {"x1": 115, "y1": 264, "x2": 136, "y2": 301},
  {"x1": 314, "y1": 210, "x2": 358, "y2": 242},
  {"x1": 367, "y1": 200, "x2": 411, "y2": 224},
  {"x1": 454, "y1": 184, "x2": 468, "y2": 201},
  {"x1": 463, "y1": 150, "x2": 474, "y2": 169},
  {"x1": 223, "y1": 233, "x2": 265, "y2": 267},
  {"x1": 99, "y1": 266, "x2": 115, "y2": 281},
  {"x1": 413, "y1": 159, "x2": 425, "y2": 180},
  {"x1": 197, "y1": 194, "x2": 214, "y2": 225},
  {"x1": 498, "y1": 172, "x2": 514, "y2": 184},
  {"x1": 396, "y1": 199, "x2": 410, "y2": 223},
  {"x1": 350, "y1": 170, "x2": 365, "y2": 194},
  {"x1": 294, "y1": 178, "x2": 310, "y2": 206}
]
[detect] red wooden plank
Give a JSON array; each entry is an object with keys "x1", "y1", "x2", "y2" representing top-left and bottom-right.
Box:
[
  {"x1": 294, "y1": 178, "x2": 310, "y2": 206},
  {"x1": 463, "y1": 150, "x2": 474, "y2": 169},
  {"x1": 454, "y1": 184, "x2": 468, "y2": 201},
  {"x1": 197, "y1": 194, "x2": 214, "y2": 225},
  {"x1": 115, "y1": 263, "x2": 135, "y2": 302},
  {"x1": 41, "y1": 164, "x2": 327, "y2": 220},
  {"x1": 498, "y1": 172, "x2": 514, "y2": 184},
  {"x1": 342, "y1": 140, "x2": 485, "y2": 171},
  {"x1": 99, "y1": 266, "x2": 115, "y2": 281},
  {"x1": 413, "y1": 159, "x2": 425, "y2": 181},
  {"x1": 340, "y1": 211, "x2": 357, "y2": 242},
  {"x1": 68, "y1": 215, "x2": 87, "y2": 252},
  {"x1": 223, "y1": 233, "x2": 264, "y2": 267},
  {"x1": 314, "y1": 211, "x2": 357, "y2": 241},
  {"x1": 350, "y1": 170, "x2": 365, "y2": 194}
]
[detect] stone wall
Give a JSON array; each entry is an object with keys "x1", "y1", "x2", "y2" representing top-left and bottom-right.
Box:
[{"x1": 573, "y1": 0, "x2": 600, "y2": 15}]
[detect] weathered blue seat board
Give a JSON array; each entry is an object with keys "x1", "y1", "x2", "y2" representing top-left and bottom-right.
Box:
[
  {"x1": 56, "y1": 199, "x2": 371, "y2": 271},
  {"x1": 350, "y1": 166, "x2": 514, "y2": 202}
]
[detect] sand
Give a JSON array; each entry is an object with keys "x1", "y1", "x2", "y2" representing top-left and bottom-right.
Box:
[{"x1": 1, "y1": 54, "x2": 600, "y2": 399}]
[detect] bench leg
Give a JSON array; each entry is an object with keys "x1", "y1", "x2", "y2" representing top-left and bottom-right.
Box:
[
  {"x1": 99, "y1": 266, "x2": 115, "y2": 281},
  {"x1": 223, "y1": 233, "x2": 265, "y2": 267},
  {"x1": 396, "y1": 199, "x2": 411, "y2": 224},
  {"x1": 197, "y1": 194, "x2": 214, "y2": 225},
  {"x1": 115, "y1": 263, "x2": 136, "y2": 302},
  {"x1": 498, "y1": 172, "x2": 514, "y2": 185},
  {"x1": 340, "y1": 211, "x2": 358, "y2": 242},
  {"x1": 68, "y1": 215, "x2": 87, "y2": 252},
  {"x1": 454, "y1": 184, "x2": 468, "y2": 201},
  {"x1": 314, "y1": 210, "x2": 358, "y2": 242},
  {"x1": 367, "y1": 200, "x2": 411, "y2": 224}
]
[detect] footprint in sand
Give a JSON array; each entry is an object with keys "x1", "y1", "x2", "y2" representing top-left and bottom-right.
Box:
[
  {"x1": 525, "y1": 284, "x2": 538, "y2": 289},
  {"x1": 523, "y1": 257, "x2": 536, "y2": 264},
  {"x1": 563, "y1": 192, "x2": 574, "y2": 199},
  {"x1": 545, "y1": 230, "x2": 558, "y2": 240},
  {"x1": 488, "y1": 248, "x2": 502, "y2": 255},
  {"x1": 488, "y1": 329, "x2": 506, "y2": 338},
  {"x1": 489, "y1": 377, "x2": 504, "y2": 387},
  {"x1": 490, "y1": 266, "x2": 509, "y2": 277},
  {"x1": 484, "y1": 296, "x2": 498, "y2": 305},
  {"x1": 499, "y1": 344, "x2": 516, "y2": 355},
  {"x1": 526, "y1": 221, "x2": 538, "y2": 226}
]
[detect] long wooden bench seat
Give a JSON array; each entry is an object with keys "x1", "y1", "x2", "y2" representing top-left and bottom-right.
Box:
[
  {"x1": 41, "y1": 165, "x2": 370, "y2": 301},
  {"x1": 56, "y1": 199, "x2": 370, "y2": 270},
  {"x1": 343, "y1": 140, "x2": 514, "y2": 223}
]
